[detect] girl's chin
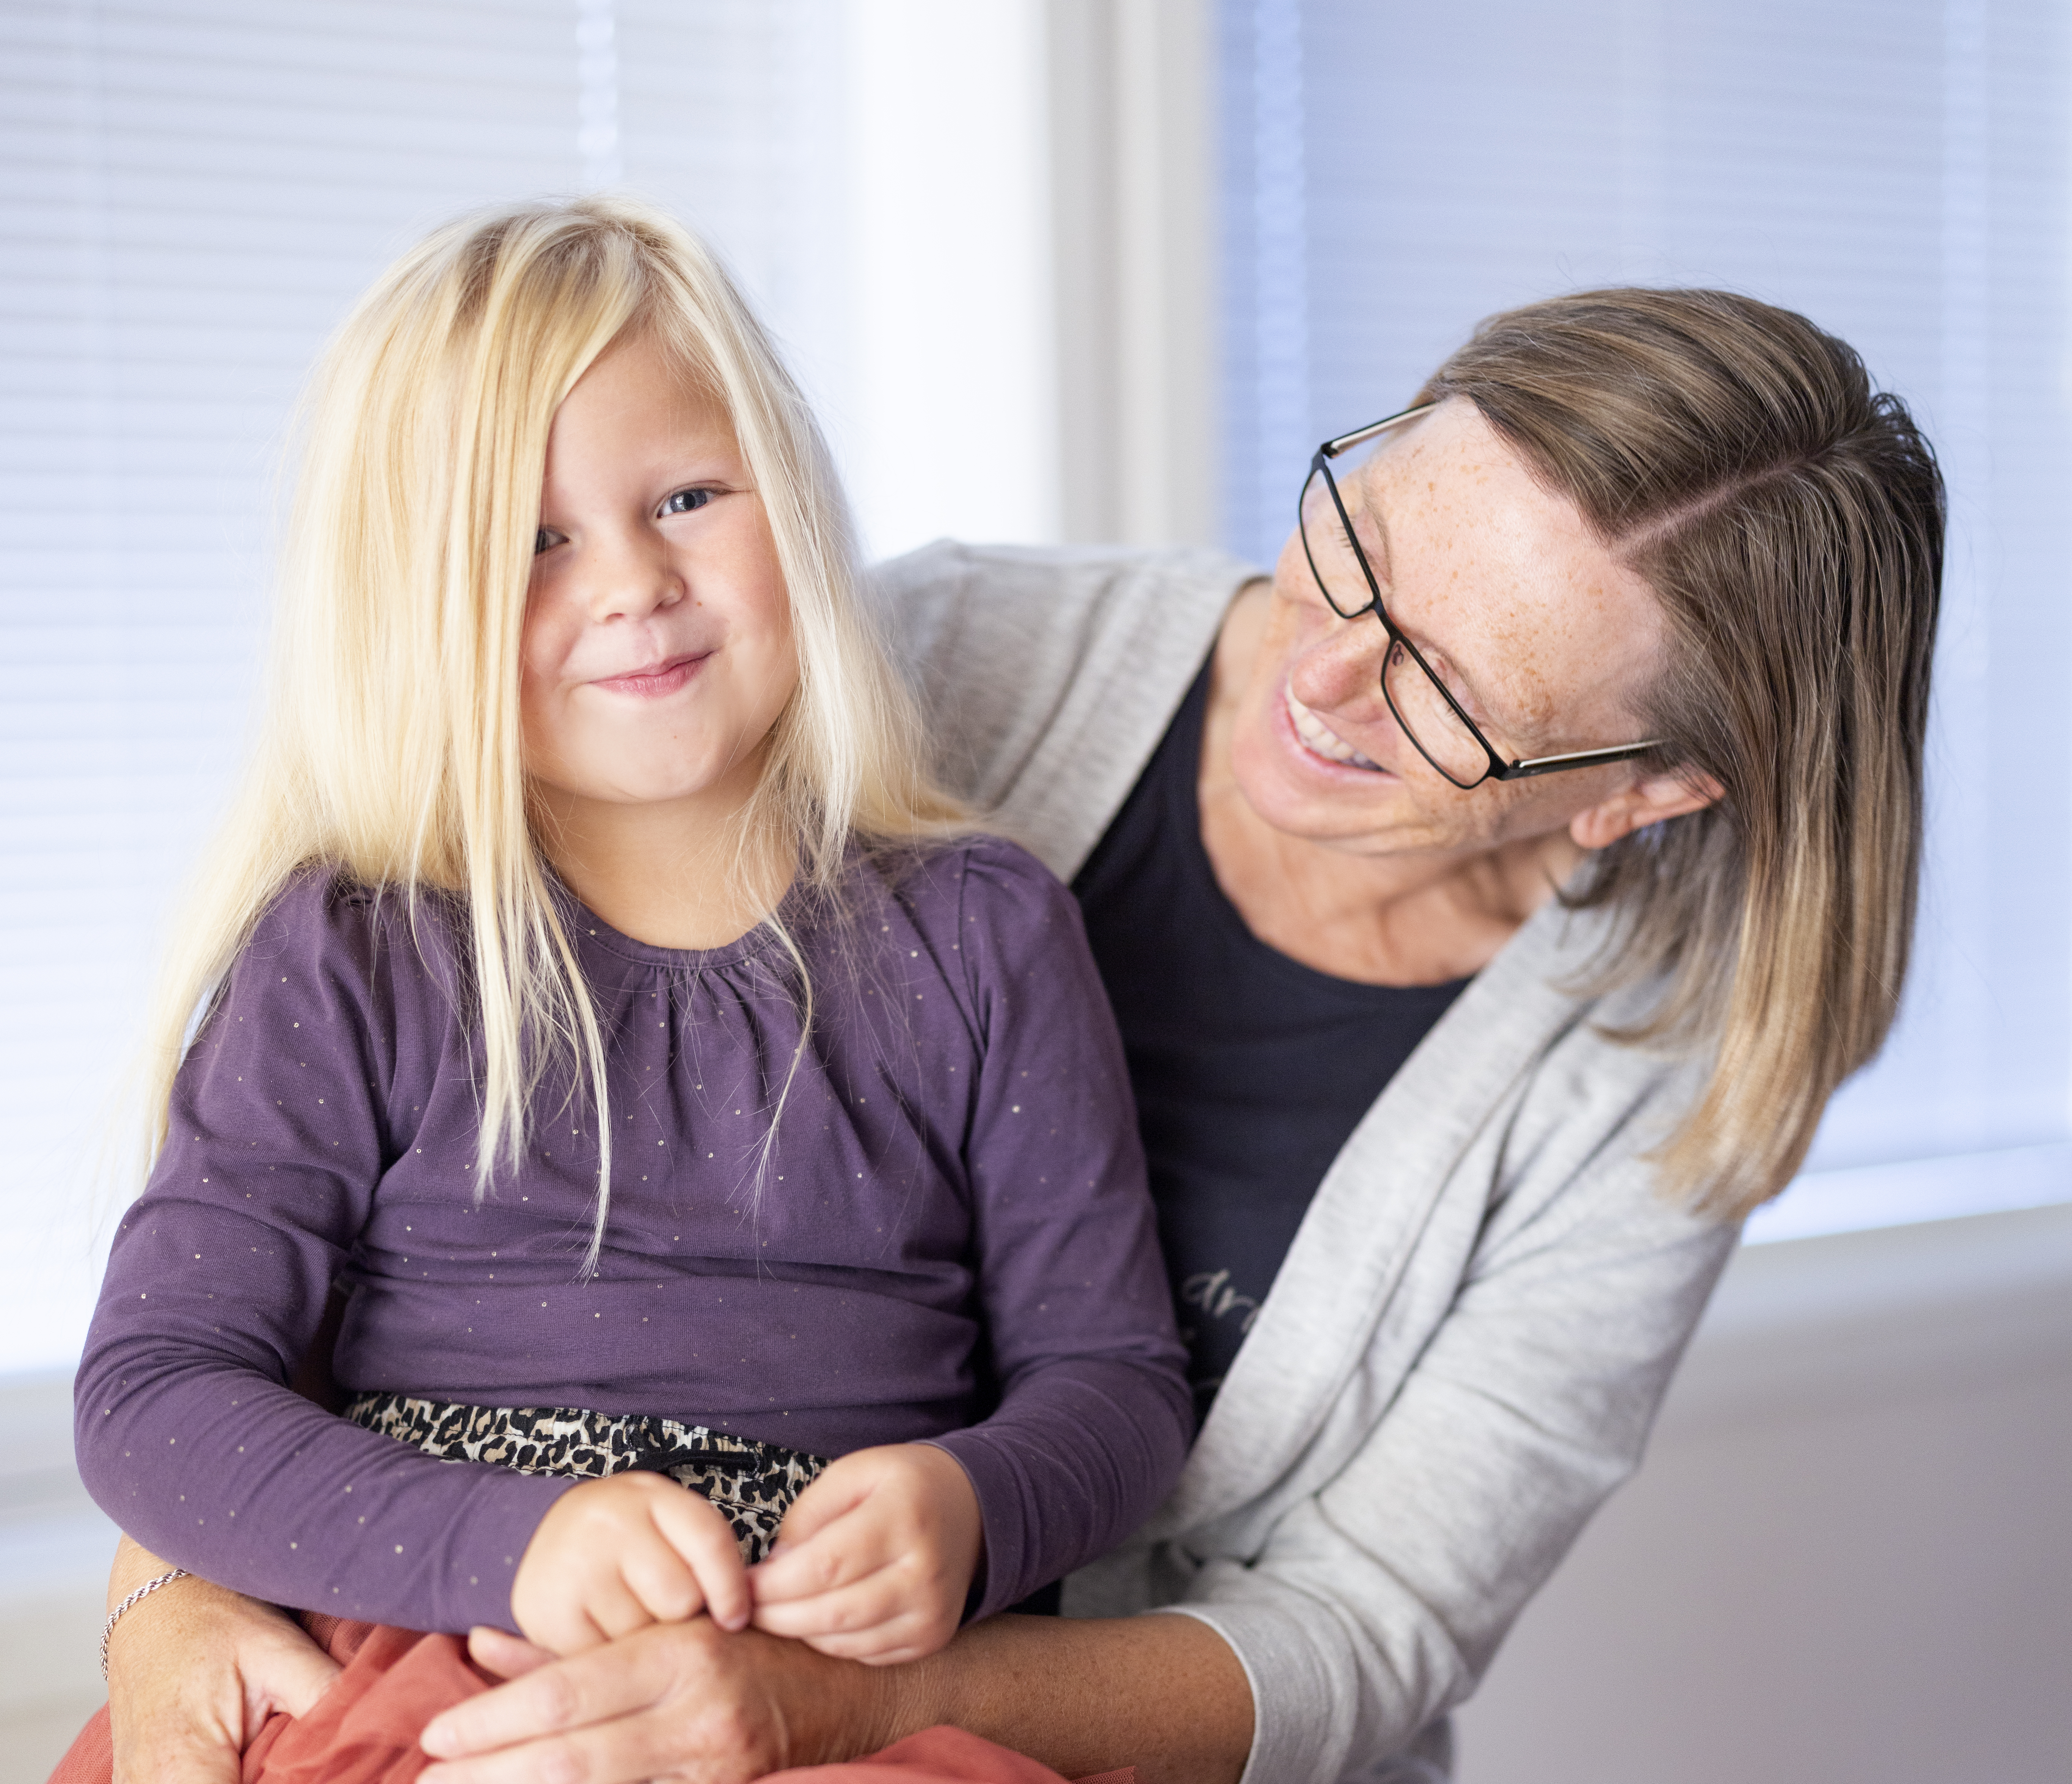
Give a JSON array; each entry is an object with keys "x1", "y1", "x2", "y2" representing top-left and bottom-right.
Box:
[{"x1": 529, "y1": 759, "x2": 746, "y2": 813}]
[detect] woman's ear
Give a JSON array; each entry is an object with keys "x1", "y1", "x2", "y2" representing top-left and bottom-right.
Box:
[{"x1": 1569, "y1": 767, "x2": 1724, "y2": 851}]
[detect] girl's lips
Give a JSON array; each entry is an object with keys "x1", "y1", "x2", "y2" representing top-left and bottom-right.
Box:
[
  {"x1": 1282, "y1": 681, "x2": 1387, "y2": 773},
  {"x1": 588, "y1": 652, "x2": 707, "y2": 699}
]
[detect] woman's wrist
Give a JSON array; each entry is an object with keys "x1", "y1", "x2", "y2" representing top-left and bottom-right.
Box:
[
  {"x1": 102, "y1": 1530, "x2": 344, "y2": 1774},
  {"x1": 718, "y1": 1624, "x2": 911, "y2": 1769},
  {"x1": 825, "y1": 1636, "x2": 924, "y2": 1765},
  {"x1": 101, "y1": 1564, "x2": 190, "y2": 1679},
  {"x1": 103, "y1": 1539, "x2": 280, "y2": 1688},
  {"x1": 884, "y1": 1612, "x2": 1253, "y2": 1784},
  {"x1": 107, "y1": 1533, "x2": 184, "y2": 1612}
]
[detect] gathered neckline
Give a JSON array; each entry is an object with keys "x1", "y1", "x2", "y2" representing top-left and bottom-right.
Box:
[{"x1": 551, "y1": 874, "x2": 812, "y2": 978}]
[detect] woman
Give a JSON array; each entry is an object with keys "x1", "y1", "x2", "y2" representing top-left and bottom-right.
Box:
[{"x1": 96, "y1": 288, "x2": 1941, "y2": 1784}]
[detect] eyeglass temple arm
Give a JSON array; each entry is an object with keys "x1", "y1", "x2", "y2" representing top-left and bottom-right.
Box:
[
  {"x1": 1320, "y1": 402, "x2": 1439, "y2": 459},
  {"x1": 1495, "y1": 739, "x2": 1664, "y2": 780}
]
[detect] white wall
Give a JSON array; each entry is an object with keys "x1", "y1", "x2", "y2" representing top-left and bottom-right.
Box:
[
  {"x1": 0, "y1": 1374, "x2": 116, "y2": 1781},
  {"x1": 838, "y1": 0, "x2": 1061, "y2": 560},
  {"x1": 1457, "y1": 1204, "x2": 2072, "y2": 1784}
]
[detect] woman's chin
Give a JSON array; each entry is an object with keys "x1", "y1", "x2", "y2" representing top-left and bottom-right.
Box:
[
  {"x1": 1240, "y1": 676, "x2": 1395, "y2": 790},
  {"x1": 1229, "y1": 712, "x2": 1430, "y2": 852}
]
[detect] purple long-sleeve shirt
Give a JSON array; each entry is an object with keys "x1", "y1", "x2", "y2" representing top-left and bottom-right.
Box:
[{"x1": 77, "y1": 839, "x2": 1190, "y2": 1634}]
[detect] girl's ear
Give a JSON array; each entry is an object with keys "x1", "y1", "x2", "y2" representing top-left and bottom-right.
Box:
[{"x1": 1568, "y1": 767, "x2": 1724, "y2": 850}]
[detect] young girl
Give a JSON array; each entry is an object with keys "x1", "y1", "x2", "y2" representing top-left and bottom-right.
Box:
[{"x1": 71, "y1": 198, "x2": 1188, "y2": 1763}]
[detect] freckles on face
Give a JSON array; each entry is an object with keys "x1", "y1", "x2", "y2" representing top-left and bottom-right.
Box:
[
  {"x1": 1370, "y1": 417, "x2": 1659, "y2": 742},
  {"x1": 1229, "y1": 399, "x2": 1665, "y2": 857},
  {"x1": 519, "y1": 331, "x2": 798, "y2": 814}
]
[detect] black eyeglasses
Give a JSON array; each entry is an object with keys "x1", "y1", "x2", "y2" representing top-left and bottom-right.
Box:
[{"x1": 1299, "y1": 403, "x2": 1662, "y2": 790}]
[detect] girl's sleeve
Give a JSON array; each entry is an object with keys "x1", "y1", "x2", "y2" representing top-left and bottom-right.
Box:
[
  {"x1": 920, "y1": 842, "x2": 1194, "y2": 1619},
  {"x1": 73, "y1": 876, "x2": 574, "y2": 1633}
]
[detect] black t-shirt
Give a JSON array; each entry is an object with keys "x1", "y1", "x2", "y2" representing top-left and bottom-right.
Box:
[{"x1": 1073, "y1": 661, "x2": 1469, "y2": 1416}]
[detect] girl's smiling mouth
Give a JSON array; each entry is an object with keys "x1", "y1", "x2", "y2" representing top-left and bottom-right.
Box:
[
  {"x1": 1284, "y1": 682, "x2": 1384, "y2": 772},
  {"x1": 588, "y1": 652, "x2": 708, "y2": 698}
]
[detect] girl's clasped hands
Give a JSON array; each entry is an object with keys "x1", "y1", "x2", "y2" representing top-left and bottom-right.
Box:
[{"x1": 511, "y1": 1441, "x2": 982, "y2": 1663}]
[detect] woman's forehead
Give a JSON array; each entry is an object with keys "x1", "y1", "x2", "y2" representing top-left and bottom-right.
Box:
[
  {"x1": 1362, "y1": 403, "x2": 1605, "y2": 585},
  {"x1": 1358, "y1": 401, "x2": 1663, "y2": 725}
]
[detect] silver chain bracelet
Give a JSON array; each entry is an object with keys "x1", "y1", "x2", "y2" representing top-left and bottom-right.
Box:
[{"x1": 99, "y1": 1568, "x2": 190, "y2": 1680}]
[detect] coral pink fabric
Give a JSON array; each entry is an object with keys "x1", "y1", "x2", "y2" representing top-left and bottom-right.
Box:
[
  {"x1": 770, "y1": 1724, "x2": 1132, "y2": 1783},
  {"x1": 48, "y1": 1617, "x2": 1135, "y2": 1784},
  {"x1": 44, "y1": 1704, "x2": 107, "y2": 1784}
]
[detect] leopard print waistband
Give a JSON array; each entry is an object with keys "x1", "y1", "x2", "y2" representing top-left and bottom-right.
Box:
[{"x1": 344, "y1": 1391, "x2": 828, "y2": 1564}]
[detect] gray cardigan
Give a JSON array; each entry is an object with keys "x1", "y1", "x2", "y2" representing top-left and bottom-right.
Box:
[{"x1": 873, "y1": 542, "x2": 1741, "y2": 1784}]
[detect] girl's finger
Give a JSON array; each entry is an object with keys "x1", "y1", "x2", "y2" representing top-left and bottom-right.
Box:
[
  {"x1": 510, "y1": 1591, "x2": 590, "y2": 1660},
  {"x1": 580, "y1": 1575, "x2": 659, "y2": 1641},
  {"x1": 768, "y1": 1455, "x2": 876, "y2": 1548},
  {"x1": 556, "y1": 1575, "x2": 651, "y2": 1651},
  {"x1": 751, "y1": 1499, "x2": 898, "y2": 1604},
  {"x1": 748, "y1": 1560, "x2": 913, "y2": 1642},
  {"x1": 648, "y1": 1490, "x2": 752, "y2": 1631},
  {"x1": 463, "y1": 1626, "x2": 555, "y2": 1682},
  {"x1": 614, "y1": 1531, "x2": 704, "y2": 1626}
]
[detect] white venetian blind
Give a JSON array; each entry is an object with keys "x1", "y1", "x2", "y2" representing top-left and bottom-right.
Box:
[
  {"x1": 1220, "y1": 0, "x2": 2072, "y2": 1239},
  {"x1": 2, "y1": 1, "x2": 575, "y2": 1375},
  {"x1": 0, "y1": 0, "x2": 1071, "y2": 1376}
]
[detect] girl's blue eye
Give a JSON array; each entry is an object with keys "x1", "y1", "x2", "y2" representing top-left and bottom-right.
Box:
[
  {"x1": 661, "y1": 488, "x2": 713, "y2": 516},
  {"x1": 534, "y1": 529, "x2": 553, "y2": 555}
]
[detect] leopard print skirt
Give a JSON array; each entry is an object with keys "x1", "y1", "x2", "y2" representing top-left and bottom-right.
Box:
[{"x1": 344, "y1": 1391, "x2": 828, "y2": 1564}]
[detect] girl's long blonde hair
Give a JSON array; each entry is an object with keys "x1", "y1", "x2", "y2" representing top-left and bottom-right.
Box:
[{"x1": 140, "y1": 196, "x2": 961, "y2": 1265}]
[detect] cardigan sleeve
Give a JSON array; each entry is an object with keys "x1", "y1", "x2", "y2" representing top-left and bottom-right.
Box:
[{"x1": 1164, "y1": 1076, "x2": 1738, "y2": 1784}]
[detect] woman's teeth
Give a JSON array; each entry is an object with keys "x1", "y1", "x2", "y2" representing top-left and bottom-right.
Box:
[{"x1": 1286, "y1": 686, "x2": 1381, "y2": 770}]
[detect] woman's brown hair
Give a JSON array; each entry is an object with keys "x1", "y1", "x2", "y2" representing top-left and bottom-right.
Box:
[{"x1": 1420, "y1": 289, "x2": 1943, "y2": 1218}]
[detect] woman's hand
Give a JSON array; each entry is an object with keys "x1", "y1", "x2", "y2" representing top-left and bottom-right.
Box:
[
  {"x1": 417, "y1": 1606, "x2": 1251, "y2": 1784},
  {"x1": 103, "y1": 1535, "x2": 341, "y2": 1784},
  {"x1": 418, "y1": 1618, "x2": 893, "y2": 1784}
]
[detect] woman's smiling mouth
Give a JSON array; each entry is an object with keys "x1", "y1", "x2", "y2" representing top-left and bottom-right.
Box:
[
  {"x1": 589, "y1": 652, "x2": 707, "y2": 699},
  {"x1": 1285, "y1": 683, "x2": 1383, "y2": 771}
]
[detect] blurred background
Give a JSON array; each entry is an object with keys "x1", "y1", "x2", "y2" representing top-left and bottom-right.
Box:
[{"x1": 2, "y1": 2, "x2": 2068, "y2": 1779}]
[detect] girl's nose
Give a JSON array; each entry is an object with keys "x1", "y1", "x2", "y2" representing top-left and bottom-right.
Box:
[{"x1": 583, "y1": 526, "x2": 684, "y2": 623}]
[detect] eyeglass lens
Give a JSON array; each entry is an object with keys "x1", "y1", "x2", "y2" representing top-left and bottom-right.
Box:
[
  {"x1": 1299, "y1": 461, "x2": 1491, "y2": 786},
  {"x1": 1380, "y1": 639, "x2": 1489, "y2": 786}
]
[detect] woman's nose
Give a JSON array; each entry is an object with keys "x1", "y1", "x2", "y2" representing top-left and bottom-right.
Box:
[{"x1": 1295, "y1": 607, "x2": 1394, "y2": 713}]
